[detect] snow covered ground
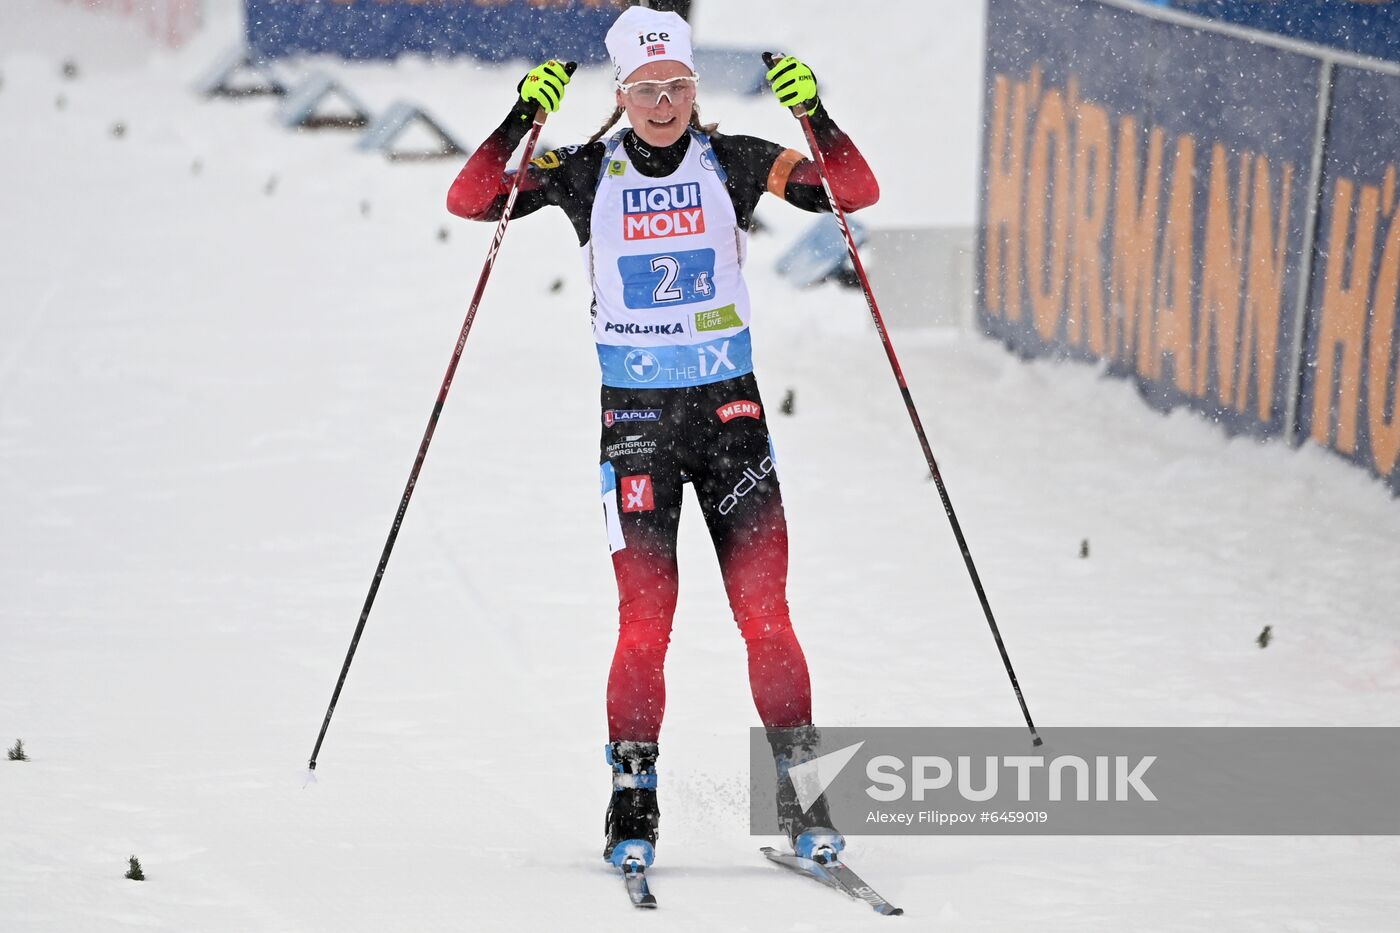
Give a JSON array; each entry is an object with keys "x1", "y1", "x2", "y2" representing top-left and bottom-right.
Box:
[{"x1": 2, "y1": 1, "x2": 1398, "y2": 930}]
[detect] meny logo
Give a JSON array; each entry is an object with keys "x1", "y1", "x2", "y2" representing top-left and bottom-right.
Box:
[{"x1": 716, "y1": 400, "x2": 761, "y2": 423}]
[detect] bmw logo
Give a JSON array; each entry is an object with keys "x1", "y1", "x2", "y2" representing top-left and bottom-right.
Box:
[{"x1": 624, "y1": 348, "x2": 662, "y2": 383}]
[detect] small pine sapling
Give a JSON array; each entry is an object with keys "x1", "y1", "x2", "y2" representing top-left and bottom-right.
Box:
[
  {"x1": 125, "y1": 856, "x2": 146, "y2": 881},
  {"x1": 6, "y1": 739, "x2": 26, "y2": 761}
]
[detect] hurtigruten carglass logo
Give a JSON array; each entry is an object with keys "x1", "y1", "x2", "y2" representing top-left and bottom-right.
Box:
[{"x1": 749, "y1": 727, "x2": 1400, "y2": 835}]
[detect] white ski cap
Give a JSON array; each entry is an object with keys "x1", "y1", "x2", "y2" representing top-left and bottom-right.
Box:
[{"x1": 604, "y1": 6, "x2": 694, "y2": 85}]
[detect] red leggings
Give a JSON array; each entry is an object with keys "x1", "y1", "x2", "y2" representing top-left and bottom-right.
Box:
[{"x1": 601, "y1": 376, "x2": 813, "y2": 742}]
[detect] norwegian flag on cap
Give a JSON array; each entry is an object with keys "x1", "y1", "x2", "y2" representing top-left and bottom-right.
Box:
[{"x1": 605, "y1": 7, "x2": 694, "y2": 82}]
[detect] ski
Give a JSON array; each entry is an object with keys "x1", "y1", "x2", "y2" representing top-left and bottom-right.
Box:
[
  {"x1": 619, "y1": 856, "x2": 657, "y2": 909},
  {"x1": 760, "y1": 846, "x2": 903, "y2": 916}
]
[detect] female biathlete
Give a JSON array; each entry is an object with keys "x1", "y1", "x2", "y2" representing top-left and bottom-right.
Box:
[{"x1": 446, "y1": 6, "x2": 878, "y2": 868}]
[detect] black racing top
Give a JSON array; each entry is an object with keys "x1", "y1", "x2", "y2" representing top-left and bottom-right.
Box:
[{"x1": 447, "y1": 97, "x2": 879, "y2": 243}]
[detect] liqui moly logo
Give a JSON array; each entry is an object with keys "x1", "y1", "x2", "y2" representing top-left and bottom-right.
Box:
[
  {"x1": 716, "y1": 400, "x2": 761, "y2": 423},
  {"x1": 623, "y1": 183, "x2": 705, "y2": 240}
]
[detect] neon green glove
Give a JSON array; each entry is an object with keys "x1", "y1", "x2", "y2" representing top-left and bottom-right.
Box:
[
  {"x1": 766, "y1": 55, "x2": 819, "y2": 114},
  {"x1": 518, "y1": 60, "x2": 571, "y2": 113}
]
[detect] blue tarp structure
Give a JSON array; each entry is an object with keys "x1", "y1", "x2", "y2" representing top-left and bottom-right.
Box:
[{"x1": 776, "y1": 215, "x2": 866, "y2": 289}]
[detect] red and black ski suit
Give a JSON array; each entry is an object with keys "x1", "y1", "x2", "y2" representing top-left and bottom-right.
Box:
[{"x1": 447, "y1": 97, "x2": 877, "y2": 743}]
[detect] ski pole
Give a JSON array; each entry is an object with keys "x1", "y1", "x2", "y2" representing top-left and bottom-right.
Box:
[
  {"x1": 306, "y1": 68, "x2": 574, "y2": 776},
  {"x1": 763, "y1": 53, "x2": 1042, "y2": 746}
]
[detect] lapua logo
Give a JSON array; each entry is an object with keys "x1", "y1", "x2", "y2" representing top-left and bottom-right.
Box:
[{"x1": 604, "y1": 408, "x2": 662, "y2": 427}]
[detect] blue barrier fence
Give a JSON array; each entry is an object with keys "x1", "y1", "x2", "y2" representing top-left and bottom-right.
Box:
[
  {"x1": 245, "y1": 0, "x2": 625, "y2": 62},
  {"x1": 1163, "y1": 1, "x2": 1400, "y2": 64},
  {"x1": 1298, "y1": 65, "x2": 1400, "y2": 488},
  {"x1": 978, "y1": 0, "x2": 1400, "y2": 492}
]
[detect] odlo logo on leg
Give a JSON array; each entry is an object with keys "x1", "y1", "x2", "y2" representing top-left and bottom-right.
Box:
[
  {"x1": 621, "y1": 474, "x2": 655, "y2": 512},
  {"x1": 718, "y1": 457, "x2": 774, "y2": 515}
]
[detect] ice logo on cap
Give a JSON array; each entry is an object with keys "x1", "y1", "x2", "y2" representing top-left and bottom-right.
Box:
[{"x1": 624, "y1": 349, "x2": 662, "y2": 383}]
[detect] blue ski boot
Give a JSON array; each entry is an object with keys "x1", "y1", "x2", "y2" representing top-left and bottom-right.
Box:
[
  {"x1": 767, "y1": 724, "x2": 846, "y2": 862},
  {"x1": 603, "y1": 740, "x2": 659, "y2": 868}
]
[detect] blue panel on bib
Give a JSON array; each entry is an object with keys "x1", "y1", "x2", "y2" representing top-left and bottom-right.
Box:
[
  {"x1": 597, "y1": 330, "x2": 754, "y2": 389},
  {"x1": 618, "y1": 249, "x2": 718, "y2": 310}
]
